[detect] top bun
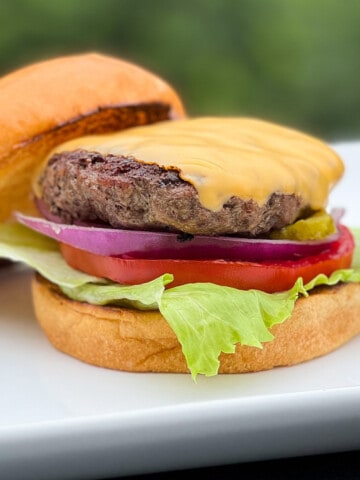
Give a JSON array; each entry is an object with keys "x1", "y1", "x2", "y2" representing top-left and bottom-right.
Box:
[{"x1": 0, "y1": 52, "x2": 185, "y2": 221}]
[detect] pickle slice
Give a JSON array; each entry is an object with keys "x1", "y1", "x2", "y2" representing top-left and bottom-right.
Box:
[{"x1": 269, "y1": 210, "x2": 336, "y2": 241}]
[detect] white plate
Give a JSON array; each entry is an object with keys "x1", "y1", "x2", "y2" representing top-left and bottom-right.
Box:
[{"x1": 1, "y1": 142, "x2": 360, "y2": 480}]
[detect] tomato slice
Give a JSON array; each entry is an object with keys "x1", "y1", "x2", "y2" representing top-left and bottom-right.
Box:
[{"x1": 60, "y1": 225, "x2": 355, "y2": 293}]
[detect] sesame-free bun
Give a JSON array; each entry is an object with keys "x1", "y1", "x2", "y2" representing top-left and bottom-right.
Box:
[
  {"x1": 0, "y1": 52, "x2": 185, "y2": 222},
  {"x1": 32, "y1": 274, "x2": 360, "y2": 374}
]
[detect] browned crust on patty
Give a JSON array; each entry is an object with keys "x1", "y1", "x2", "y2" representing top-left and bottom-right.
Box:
[{"x1": 39, "y1": 150, "x2": 304, "y2": 236}]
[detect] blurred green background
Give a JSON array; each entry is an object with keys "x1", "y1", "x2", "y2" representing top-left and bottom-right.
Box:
[{"x1": 1, "y1": 0, "x2": 359, "y2": 141}]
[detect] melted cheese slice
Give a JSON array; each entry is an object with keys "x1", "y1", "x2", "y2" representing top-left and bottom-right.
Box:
[{"x1": 42, "y1": 117, "x2": 344, "y2": 211}]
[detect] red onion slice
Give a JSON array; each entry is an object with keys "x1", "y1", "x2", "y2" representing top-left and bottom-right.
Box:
[{"x1": 15, "y1": 211, "x2": 340, "y2": 262}]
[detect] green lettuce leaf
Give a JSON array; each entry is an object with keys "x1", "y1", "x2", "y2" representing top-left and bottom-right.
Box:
[
  {"x1": 0, "y1": 223, "x2": 173, "y2": 310},
  {"x1": 159, "y1": 280, "x2": 303, "y2": 379},
  {"x1": 60, "y1": 274, "x2": 173, "y2": 311},
  {"x1": 0, "y1": 222, "x2": 359, "y2": 379},
  {"x1": 0, "y1": 223, "x2": 102, "y2": 288},
  {"x1": 159, "y1": 267, "x2": 360, "y2": 379}
]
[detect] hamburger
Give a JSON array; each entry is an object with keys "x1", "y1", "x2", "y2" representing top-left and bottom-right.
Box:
[{"x1": 0, "y1": 57, "x2": 359, "y2": 379}]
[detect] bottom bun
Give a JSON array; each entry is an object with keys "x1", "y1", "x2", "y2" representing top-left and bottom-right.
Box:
[{"x1": 32, "y1": 274, "x2": 360, "y2": 374}]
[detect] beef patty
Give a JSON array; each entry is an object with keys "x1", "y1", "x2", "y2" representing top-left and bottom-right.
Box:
[{"x1": 38, "y1": 149, "x2": 305, "y2": 236}]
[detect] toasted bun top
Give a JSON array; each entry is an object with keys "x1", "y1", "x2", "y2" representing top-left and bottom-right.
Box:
[
  {"x1": 0, "y1": 52, "x2": 185, "y2": 221},
  {"x1": 47, "y1": 116, "x2": 344, "y2": 212},
  {"x1": 0, "y1": 52, "x2": 184, "y2": 161}
]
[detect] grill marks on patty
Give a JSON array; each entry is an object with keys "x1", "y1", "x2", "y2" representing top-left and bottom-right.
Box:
[{"x1": 39, "y1": 149, "x2": 304, "y2": 236}]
